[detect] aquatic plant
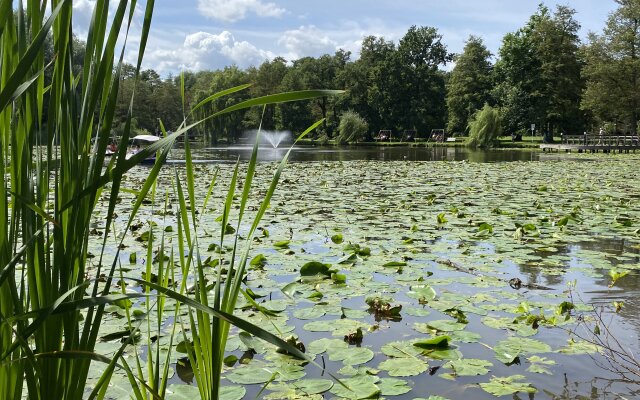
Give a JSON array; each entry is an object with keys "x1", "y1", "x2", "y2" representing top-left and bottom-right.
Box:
[{"x1": 0, "y1": 1, "x2": 339, "y2": 398}]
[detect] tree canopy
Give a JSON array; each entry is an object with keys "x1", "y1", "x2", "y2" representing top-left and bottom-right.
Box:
[{"x1": 101, "y1": 3, "x2": 640, "y2": 143}]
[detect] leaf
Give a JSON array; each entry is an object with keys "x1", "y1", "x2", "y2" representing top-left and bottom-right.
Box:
[
  {"x1": 293, "y1": 307, "x2": 325, "y2": 320},
  {"x1": 381, "y1": 341, "x2": 423, "y2": 358},
  {"x1": 220, "y1": 386, "x2": 247, "y2": 400},
  {"x1": 328, "y1": 346, "x2": 375, "y2": 365},
  {"x1": 378, "y1": 357, "x2": 428, "y2": 377},
  {"x1": 383, "y1": 261, "x2": 407, "y2": 268},
  {"x1": 331, "y1": 234, "x2": 344, "y2": 244},
  {"x1": 378, "y1": 378, "x2": 412, "y2": 396},
  {"x1": 556, "y1": 339, "x2": 599, "y2": 355},
  {"x1": 300, "y1": 261, "x2": 332, "y2": 277},
  {"x1": 406, "y1": 285, "x2": 437, "y2": 302},
  {"x1": 480, "y1": 375, "x2": 537, "y2": 396},
  {"x1": 477, "y1": 222, "x2": 493, "y2": 233},
  {"x1": 250, "y1": 254, "x2": 268, "y2": 267},
  {"x1": 413, "y1": 335, "x2": 451, "y2": 350},
  {"x1": 437, "y1": 213, "x2": 448, "y2": 224},
  {"x1": 226, "y1": 365, "x2": 274, "y2": 384},
  {"x1": 423, "y1": 319, "x2": 467, "y2": 332},
  {"x1": 274, "y1": 240, "x2": 291, "y2": 248},
  {"x1": 444, "y1": 358, "x2": 493, "y2": 376},
  {"x1": 526, "y1": 356, "x2": 555, "y2": 374},
  {"x1": 329, "y1": 374, "x2": 380, "y2": 399},
  {"x1": 293, "y1": 379, "x2": 334, "y2": 394},
  {"x1": 494, "y1": 337, "x2": 551, "y2": 364}
]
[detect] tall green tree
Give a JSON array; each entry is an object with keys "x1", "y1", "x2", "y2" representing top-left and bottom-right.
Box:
[
  {"x1": 494, "y1": 5, "x2": 584, "y2": 134},
  {"x1": 582, "y1": 0, "x2": 640, "y2": 133},
  {"x1": 244, "y1": 57, "x2": 289, "y2": 129},
  {"x1": 446, "y1": 36, "x2": 493, "y2": 134},
  {"x1": 397, "y1": 26, "x2": 451, "y2": 133}
]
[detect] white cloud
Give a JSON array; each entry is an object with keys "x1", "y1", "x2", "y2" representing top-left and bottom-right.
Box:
[
  {"x1": 197, "y1": 0, "x2": 286, "y2": 22},
  {"x1": 278, "y1": 25, "x2": 337, "y2": 59},
  {"x1": 143, "y1": 30, "x2": 274, "y2": 74}
]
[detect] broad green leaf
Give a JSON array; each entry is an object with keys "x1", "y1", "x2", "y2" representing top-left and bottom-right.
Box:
[
  {"x1": 480, "y1": 375, "x2": 537, "y2": 396},
  {"x1": 378, "y1": 357, "x2": 428, "y2": 377}
]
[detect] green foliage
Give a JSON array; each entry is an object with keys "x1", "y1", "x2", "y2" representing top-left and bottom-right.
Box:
[
  {"x1": 582, "y1": 0, "x2": 640, "y2": 133},
  {"x1": 446, "y1": 36, "x2": 493, "y2": 134},
  {"x1": 493, "y1": 5, "x2": 584, "y2": 134},
  {"x1": 337, "y1": 110, "x2": 368, "y2": 143},
  {"x1": 467, "y1": 104, "x2": 503, "y2": 148}
]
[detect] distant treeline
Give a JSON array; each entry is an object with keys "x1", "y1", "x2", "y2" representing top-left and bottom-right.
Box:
[{"x1": 102, "y1": 2, "x2": 640, "y2": 142}]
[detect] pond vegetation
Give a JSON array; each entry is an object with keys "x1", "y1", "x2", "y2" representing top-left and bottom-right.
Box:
[
  {"x1": 84, "y1": 155, "x2": 640, "y2": 399},
  {"x1": 3, "y1": 1, "x2": 640, "y2": 399}
]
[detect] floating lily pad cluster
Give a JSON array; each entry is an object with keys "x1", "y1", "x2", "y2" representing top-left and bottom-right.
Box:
[{"x1": 87, "y1": 156, "x2": 640, "y2": 399}]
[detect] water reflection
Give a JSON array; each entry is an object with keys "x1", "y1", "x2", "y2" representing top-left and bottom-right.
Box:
[{"x1": 169, "y1": 144, "x2": 541, "y2": 163}]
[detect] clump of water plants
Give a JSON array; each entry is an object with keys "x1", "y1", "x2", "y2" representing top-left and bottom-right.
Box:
[{"x1": 366, "y1": 296, "x2": 403, "y2": 321}]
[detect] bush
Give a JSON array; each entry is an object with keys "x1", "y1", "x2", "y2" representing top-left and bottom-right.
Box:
[
  {"x1": 467, "y1": 104, "x2": 503, "y2": 148},
  {"x1": 337, "y1": 111, "x2": 368, "y2": 144}
]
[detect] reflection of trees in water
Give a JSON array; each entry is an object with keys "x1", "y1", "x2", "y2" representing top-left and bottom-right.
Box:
[
  {"x1": 516, "y1": 237, "x2": 640, "y2": 370},
  {"x1": 545, "y1": 374, "x2": 640, "y2": 400},
  {"x1": 518, "y1": 261, "x2": 566, "y2": 287}
]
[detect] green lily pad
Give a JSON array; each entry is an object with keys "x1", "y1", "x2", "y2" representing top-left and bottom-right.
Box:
[
  {"x1": 444, "y1": 358, "x2": 493, "y2": 376},
  {"x1": 419, "y1": 319, "x2": 467, "y2": 332},
  {"x1": 378, "y1": 378, "x2": 412, "y2": 396},
  {"x1": 225, "y1": 365, "x2": 274, "y2": 384},
  {"x1": 494, "y1": 337, "x2": 552, "y2": 364},
  {"x1": 378, "y1": 357, "x2": 428, "y2": 377},
  {"x1": 407, "y1": 285, "x2": 437, "y2": 301},
  {"x1": 479, "y1": 375, "x2": 537, "y2": 396},
  {"x1": 413, "y1": 335, "x2": 451, "y2": 350},
  {"x1": 527, "y1": 355, "x2": 555, "y2": 374},
  {"x1": 329, "y1": 374, "x2": 380, "y2": 399},
  {"x1": 328, "y1": 346, "x2": 375, "y2": 365},
  {"x1": 381, "y1": 341, "x2": 423, "y2": 358}
]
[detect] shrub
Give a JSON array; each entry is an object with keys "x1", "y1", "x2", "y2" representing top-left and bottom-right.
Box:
[
  {"x1": 467, "y1": 104, "x2": 503, "y2": 148},
  {"x1": 337, "y1": 111, "x2": 368, "y2": 144}
]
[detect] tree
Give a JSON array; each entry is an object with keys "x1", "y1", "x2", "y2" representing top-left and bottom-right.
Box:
[
  {"x1": 582, "y1": 0, "x2": 640, "y2": 133},
  {"x1": 494, "y1": 5, "x2": 584, "y2": 134},
  {"x1": 337, "y1": 111, "x2": 368, "y2": 144},
  {"x1": 209, "y1": 66, "x2": 251, "y2": 143},
  {"x1": 467, "y1": 104, "x2": 503, "y2": 148},
  {"x1": 446, "y1": 36, "x2": 493, "y2": 135},
  {"x1": 397, "y1": 26, "x2": 452, "y2": 133}
]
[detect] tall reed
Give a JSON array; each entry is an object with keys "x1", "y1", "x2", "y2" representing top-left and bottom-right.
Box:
[{"x1": 0, "y1": 1, "x2": 340, "y2": 398}]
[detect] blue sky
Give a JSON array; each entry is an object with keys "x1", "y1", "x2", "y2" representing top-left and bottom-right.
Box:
[{"x1": 73, "y1": 0, "x2": 618, "y2": 76}]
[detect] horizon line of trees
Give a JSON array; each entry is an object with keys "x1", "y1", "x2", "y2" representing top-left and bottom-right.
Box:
[{"x1": 110, "y1": 1, "x2": 640, "y2": 143}]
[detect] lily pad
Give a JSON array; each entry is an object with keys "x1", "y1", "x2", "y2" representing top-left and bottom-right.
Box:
[
  {"x1": 479, "y1": 375, "x2": 537, "y2": 396},
  {"x1": 378, "y1": 357, "x2": 428, "y2": 377},
  {"x1": 329, "y1": 374, "x2": 381, "y2": 399}
]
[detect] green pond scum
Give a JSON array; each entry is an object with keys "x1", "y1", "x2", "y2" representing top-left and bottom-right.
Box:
[{"x1": 86, "y1": 156, "x2": 640, "y2": 399}]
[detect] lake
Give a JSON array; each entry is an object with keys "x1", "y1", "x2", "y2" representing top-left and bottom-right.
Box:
[{"x1": 88, "y1": 146, "x2": 640, "y2": 399}]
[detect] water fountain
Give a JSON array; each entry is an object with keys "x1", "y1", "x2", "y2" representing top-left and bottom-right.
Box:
[{"x1": 261, "y1": 130, "x2": 291, "y2": 148}]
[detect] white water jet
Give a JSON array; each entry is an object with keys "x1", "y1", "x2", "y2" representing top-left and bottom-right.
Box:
[
  {"x1": 260, "y1": 131, "x2": 291, "y2": 149},
  {"x1": 262, "y1": 130, "x2": 291, "y2": 148},
  {"x1": 243, "y1": 130, "x2": 292, "y2": 148}
]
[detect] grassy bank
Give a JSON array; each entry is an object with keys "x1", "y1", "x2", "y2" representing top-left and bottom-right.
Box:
[{"x1": 296, "y1": 135, "x2": 557, "y2": 149}]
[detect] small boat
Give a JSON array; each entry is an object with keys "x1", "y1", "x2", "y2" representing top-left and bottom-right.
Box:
[{"x1": 126, "y1": 134, "x2": 160, "y2": 164}]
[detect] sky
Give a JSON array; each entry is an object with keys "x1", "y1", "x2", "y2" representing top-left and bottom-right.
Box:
[{"x1": 72, "y1": 0, "x2": 619, "y2": 76}]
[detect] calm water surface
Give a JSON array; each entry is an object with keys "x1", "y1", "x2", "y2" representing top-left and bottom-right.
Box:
[{"x1": 170, "y1": 145, "x2": 542, "y2": 163}]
